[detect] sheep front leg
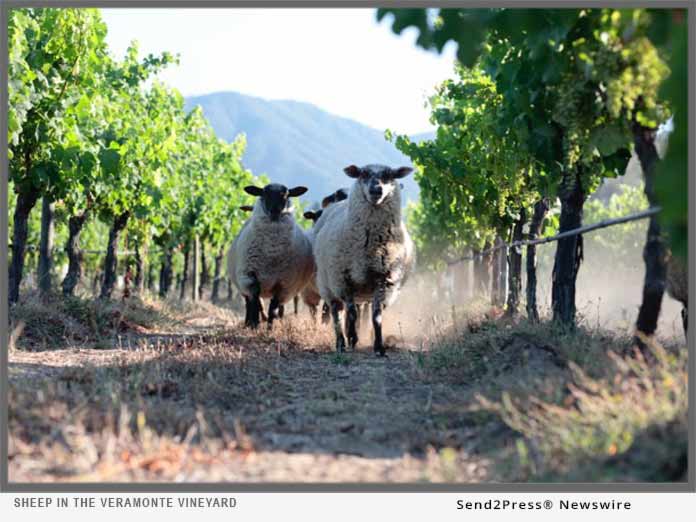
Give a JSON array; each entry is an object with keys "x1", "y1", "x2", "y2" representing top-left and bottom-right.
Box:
[
  {"x1": 243, "y1": 296, "x2": 251, "y2": 325},
  {"x1": 372, "y1": 294, "x2": 386, "y2": 357},
  {"x1": 268, "y1": 296, "x2": 281, "y2": 327},
  {"x1": 331, "y1": 300, "x2": 346, "y2": 352},
  {"x1": 346, "y1": 300, "x2": 358, "y2": 350},
  {"x1": 309, "y1": 304, "x2": 318, "y2": 322},
  {"x1": 260, "y1": 300, "x2": 268, "y2": 322},
  {"x1": 244, "y1": 275, "x2": 262, "y2": 329}
]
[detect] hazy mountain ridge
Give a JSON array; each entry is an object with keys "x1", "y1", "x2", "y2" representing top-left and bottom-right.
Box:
[{"x1": 184, "y1": 91, "x2": 433, "y2": 207}]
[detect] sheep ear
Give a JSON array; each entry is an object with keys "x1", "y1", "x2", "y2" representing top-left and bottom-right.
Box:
[
  {"x1": 391, "y1": 167, "x2": 413, "y2": 179},
  {"x1": 244, "y1": 186, "x2": 263, "y2": 197},
  {"x1": 240, "y1": 205, "x2": 254, "y2": 212},
  {"x1": 288, "y1": 186, "x2": 308, "y2": 197},
  {"x1": 344, "y1": 165, "x2": 362, "y2": 178},
  {"x1": 321, "y1": 195, "x2": 335, "y2": 208}
]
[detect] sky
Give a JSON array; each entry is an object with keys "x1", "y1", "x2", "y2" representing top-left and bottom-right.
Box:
[{"x1": 100, "y1": 8, "x2": 458, "y2": 135}]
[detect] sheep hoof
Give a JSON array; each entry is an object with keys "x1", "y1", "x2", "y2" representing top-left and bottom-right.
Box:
[{"x1": 336, "y1": 337, "x2": 346, "y2": 353}]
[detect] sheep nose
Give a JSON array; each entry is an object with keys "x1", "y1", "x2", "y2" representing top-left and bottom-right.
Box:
[{"x1": 369, "y1": 186, "x2": 383, "y2": 197}]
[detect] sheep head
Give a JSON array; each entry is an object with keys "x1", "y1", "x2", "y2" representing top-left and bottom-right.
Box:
[
  {"x1": 303, "y1": 209, "x2": 323, "y2": 224},
  {"x1": 244, "y1": 183, "x2": 308, "y2": 221},
  {"x1": 321, "y1": 187, "x2": 349, "y2": 209},
  {"x1": 344, "y1": 164, "x2": 412, "y2": 206}
]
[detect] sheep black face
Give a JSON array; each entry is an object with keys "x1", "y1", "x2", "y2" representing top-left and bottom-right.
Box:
[
  {"x1": 344, "y1": 164, "x2": 412, "y2": 206},
  {"x1": 303, "y1": 209, "x2": 323, "y2": 224},
  {"x1": 321, "y1": 187, "x2": 349, "y2": 209},
  {"x1": 244, "y1": 183, "x2": 308, "y2": 221}
]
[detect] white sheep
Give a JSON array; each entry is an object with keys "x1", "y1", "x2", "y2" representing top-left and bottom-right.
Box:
[
  {"x1": 314, "y1": 164, "x2": 415, "y2": 355},
  {"x1": 300, "y1": 187, "x2": 350, "y2": 321},
  {"x1": 227, "y1": 205, "x2": 265, "y2": 322},
  {"x1": 229, "y1": 183, "x2": 314, "y2": 328}
]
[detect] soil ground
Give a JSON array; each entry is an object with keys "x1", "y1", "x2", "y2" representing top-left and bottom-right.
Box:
[{"x1": 7, "y1": 291, "x2": 688, "y2": 483}]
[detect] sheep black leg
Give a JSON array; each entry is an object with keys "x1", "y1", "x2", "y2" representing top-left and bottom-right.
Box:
[
  {"x1": 268, "y1": 296, "x2": 281, "y2": 327},
  {"x1": 293, "y1": 295, "x2": 299, "y2": 315},
  {"x1": 309, "y1": 304, "x2": 317, "y2": 322},
  {"x1": 245, "y1": 277, "x2": 261, "y2": 329},
  {"x1": 243, "y1": 296, "x2": 251, "y2": 326},
  {"x1": 682, "y1": 306, "x2": 688, "y2": 341},
  {"x1": 331, "y1": 301, "x2": 346, "y2": 352},
  {"x1": 278, "y1": 304, "x2": 285, "y2": 319},
  {"x1": 372, "y1": 296, "x2": 386, "y2": 357},
  {"x1": 346, "y1": 301, "x2": 358, "y2": 350}
]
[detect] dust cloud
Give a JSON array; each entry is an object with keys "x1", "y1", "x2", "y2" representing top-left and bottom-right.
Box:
[{"x1": 380, "y1": 218, "x2": 685, "y2": 345}]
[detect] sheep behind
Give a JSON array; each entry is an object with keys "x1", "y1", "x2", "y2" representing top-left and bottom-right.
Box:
[{"x1": 301, "y1": 187, "x2": 349, "y2": 322}]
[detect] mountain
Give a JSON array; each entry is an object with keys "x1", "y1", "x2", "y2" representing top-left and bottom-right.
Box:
[{"x1": 184, "y1": 91, "x2": 433, "y2": 207}]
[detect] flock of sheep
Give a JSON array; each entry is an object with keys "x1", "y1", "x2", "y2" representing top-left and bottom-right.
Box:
[{"x1": 227, "y1": 164, "x2": 416, "y2": 356}]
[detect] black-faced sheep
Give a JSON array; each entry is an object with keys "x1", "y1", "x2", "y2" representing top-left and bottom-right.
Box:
[
  {"x1": 322, "y1": 188, "x2": 349, "y2": 209},
  {"x1": 300, "y1": 187, "x2": 350, "y2": 322},
  {"x1": 228, "y1": 205, "x2": 267, "y2": 323},
  {"x1": 314, "y1": 164, "x2": 415, "y2": 355},
  {"x1": 229, "y1": 183, "x2": 314, "y2": 328}
]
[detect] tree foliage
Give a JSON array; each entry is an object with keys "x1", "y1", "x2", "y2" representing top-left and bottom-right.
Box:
[
  {"x1": 8, "y1": 8, "x2": 260, "y2": 301},
  {"x1": 390, "y1": 65, "x2": 538, "y2": 267},
  {"x1": 379, "y1": 7, "x2": 683, "y2": 256}
]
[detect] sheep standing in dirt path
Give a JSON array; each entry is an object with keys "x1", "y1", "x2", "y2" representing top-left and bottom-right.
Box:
[
  {"x1": 229, "y1": 183, "x2": 314, "y2": 328},
  {"x1": 314, "y1": 164, "x2": 415, "y2": 356},
  {"x1": 301, "y1": 187, "x2": 350, "y2": 322}
]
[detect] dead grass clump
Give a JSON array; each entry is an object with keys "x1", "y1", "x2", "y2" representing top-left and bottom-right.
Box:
[
  {"x1": 420, "y1": 318, "x2": 630, "y2": 386},
  {"x1": 414, "y1": 317, "x2": 688, "y2": 482},
  {"x1": 9, "y1": 291, "x2": 173, "y2": 350},
  {"x1": 476, "y1": 341, "x2": 688, "y2": 482},
  {"x1": 9, "y1": 294, "x2": 92, "y2": 349}
]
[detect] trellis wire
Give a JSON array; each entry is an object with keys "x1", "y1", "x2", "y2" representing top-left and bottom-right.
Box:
[
  {"x1": 445, "y1": 206, "x2": 661, "y2": 266},
  {"x1": 9, "y1": 245, "x2": 137, "y2": 256},
  {"x1": 12, "y1": 206, "x2": 661, "y2": 264}
]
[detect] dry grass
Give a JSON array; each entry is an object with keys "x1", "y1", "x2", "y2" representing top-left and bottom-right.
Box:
[
  {"x1": 8, "y1": 290, "x2": 175, "y2": 351},
  {"x1": 403, "y1": 311, "x2": 688, "y2": 482},
  {"x1": 7, "y1": 291, "x2": 688, "y2": 483}
]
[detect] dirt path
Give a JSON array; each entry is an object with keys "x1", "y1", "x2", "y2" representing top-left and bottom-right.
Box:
[
  {"x1": 8, "y1": 305, "x2": 504, "y2": 483},
  {"x1": 8, "y1": 294, "x2": 689, "y2": 484}
]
